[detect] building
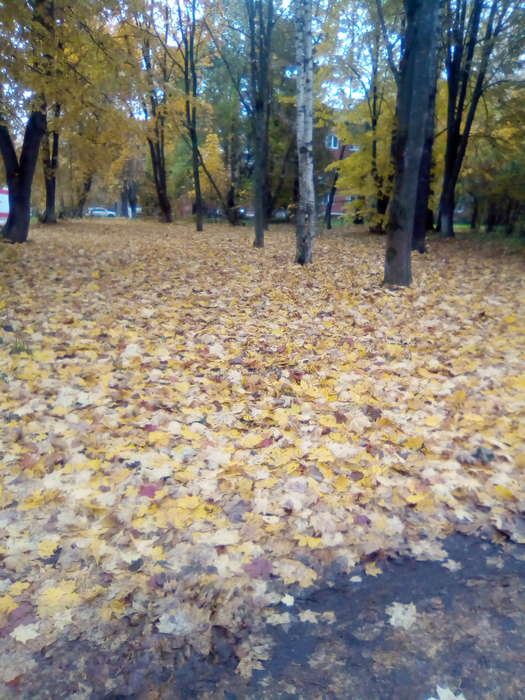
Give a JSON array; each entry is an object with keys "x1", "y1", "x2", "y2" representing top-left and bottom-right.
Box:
[{"x1": 0, "y1": 187, "x2": 8, "y2": 223}]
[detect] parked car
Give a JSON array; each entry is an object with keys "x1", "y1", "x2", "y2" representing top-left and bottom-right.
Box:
[
  {"x1": 239, "y1": 208, "x2": 255, "y2": 220},
  {"x1": 87, "y1": 207, "x2": 116, "y2": 218}
]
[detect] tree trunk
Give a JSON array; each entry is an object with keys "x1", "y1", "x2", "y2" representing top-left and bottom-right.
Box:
[
  {"x1": 325, "y1": 144, "x2": 346, "y2": 230},
  {"x1": 470, "y1": 193, "x2": 478, "y2": 230},
  {"x1": 128, "y1": 181, "x2": 138, "y2": 218},
  {"x1": 0, "y1": 110, "x2": 47, "y2": 243},
  {"x1": 190, "y1": 126, "x2": 204, "y2": 231},
  {"x1": 75, "y1": 175, "x2": 92, "y2": 218},
  {"x1": 226, "y1": 185, "x2": 239, "y2": 225},
  {"x1": 253, "y1": 108, "x2": 266, "y2": 247},
  {"x1": 383, "y1": 0, "x2": 442, "y2": 286},
  {"x1": 41, "y1": 103, "x2": 60, "y2": 224},
  {"x1": 120, "y1": 186, "x2": 129, "y2": 217},
  {"x1": 147, "y1": 138, "x2": 172, "y2": 223},
  {"x1": 295, "y1": 0, "x2": 316, "y2": 265},
  {"x1": 246, "y1": 0, "x2": 274, "y2": 249}
]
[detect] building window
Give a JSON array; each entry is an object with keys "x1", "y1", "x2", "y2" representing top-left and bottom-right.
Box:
[{"x1": 326, "y1": 134, "x2": 339, "y2": 150}]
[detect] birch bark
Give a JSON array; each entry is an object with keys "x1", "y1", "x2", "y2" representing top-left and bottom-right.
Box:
[{"x1": 295, "y1": 0, "x2": 316, "y2": 265}]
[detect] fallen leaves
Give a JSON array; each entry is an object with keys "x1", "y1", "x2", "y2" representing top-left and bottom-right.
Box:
[{"x1": 0, "y1": 221, "x2": 524, "y2": 691}]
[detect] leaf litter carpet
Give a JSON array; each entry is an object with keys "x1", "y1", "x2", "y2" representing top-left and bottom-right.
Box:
[{"x1": 0, "y1": 221, "x2": 524, "y2": 697}]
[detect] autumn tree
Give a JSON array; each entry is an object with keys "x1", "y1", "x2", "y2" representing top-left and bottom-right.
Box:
[
  {"x1": 205, "y1": 0, "x2": 277, "y2": 245},
  {"x1": 439, "y1": 0, "x2": 524, "y2": 238},
  {"x1": 172, "y1": 0, "x2": 205, "y2": 231},
  {"x1": 321, "y1": 1, "x2": 396, "y2": 232},
  {"x1": 383, "y1": 0, "x2": 443, "y2": 286},
  {"x1": 121, "y1": 1, "x2": 175, "y2": 223},
  {"x1": 0, "y1": 1, "x2": 52, "y2": 242}
]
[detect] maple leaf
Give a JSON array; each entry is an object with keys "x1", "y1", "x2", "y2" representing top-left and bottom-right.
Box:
[
  {"x1": 386, "y1": 601, "x2": 417, "y2": 630},
  {"x1": 10, "y1": 623, "x2": 40, "y2": 644}
]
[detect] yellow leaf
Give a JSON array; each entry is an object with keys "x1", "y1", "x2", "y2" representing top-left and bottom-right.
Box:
[
  {"x1": 0, "y1": 594, "x2": 18, "y2": 617},
  {"x1": 319, "y1": 414, "x2": 338, "y2": 428},
  {"x1": 494, "y1": 485, "x2": 515, "y2": 500},
  {"x1": 32, "y1": 349, "x2": 56, "y2": 362},
  {"x1": 37, "y1": 540, "x2": 60, "y2": 558},
  {"x1": 147, "y1": 430, "x2": 170, "y2": 446},
  {"x1": 424, "y1": 415, "x2": 441, "y2": 428},
  {"x1": 310, "y1": 446, "x2": 334, "y2": 462},
  {"x1": 508, "y1": 376, "x2": 525, "y2": 391},
  {"x1": 417, "y1": 368, "x2": 433, "y2": 378},
  {"x1": 180, "y1": 425, "x2": 202, "y2": 441},
  {"x1": 38, "y1": 581, "x2": 81, "y2": 616},
  {"x1": 296, "y1": 535, "x2": 322, "y2": 548},
  {"x1": 239, "y1": 433, "x2": 261, "y2": 448},
  {"x1": 364, "y1": 561, "x2": 382, "y2": 577},
  {"x1": 9, "y1": 582, "x2": 30, "y2": 596},
  {"x1": 334, "y1": 474, "x2": 349, "y2": 491},
  {"x1": 405, "y1": 436, "x2": 424, "y2": 450}
]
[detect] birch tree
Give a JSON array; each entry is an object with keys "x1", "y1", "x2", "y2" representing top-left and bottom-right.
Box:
[{"x1": 295, "y1": 0, "x2": 316, "y2": 264}]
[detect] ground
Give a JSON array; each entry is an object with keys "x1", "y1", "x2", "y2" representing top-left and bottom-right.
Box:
[{"x1": 0, "y1": 220, "x2": 524, "y2": 699}]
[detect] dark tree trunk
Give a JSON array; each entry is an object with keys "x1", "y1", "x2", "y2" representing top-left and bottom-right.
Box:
[
  {"x1": 485, "y1": 201, "x2": 497, "y2": 232},
  {"x1": 41, "y1": 103, "x2": 60, "y2": 224},
  {"x1": 383, "y1": 0, "x2": 442, "y2": 286},
  {"x1": 246, "y1": 0, "x2": 274, "y2": 248},
  {"x1": 120, "y1": 186, "x2": 129, "y2": 217},
  {"x1": 411, "y1": 137, "x2": 433, "y2": 252},
  {"x1": 252, "y1": 109, "x2": 266, "y2": 246},
  {"x1": 225, "y1": 186, "x2": 239, "y2": 225},
  {"x1": 324, "y1": 176, "x2": 338, "y2": 231},
  {"x1": 176, "y1": 0, "x2": 204, "y2": 231},
  {"x1": 470, "y1": 193, "x2": 478, "y2": 230},
  {"x1": 325, "y1": 145, "x2": 346, "y2": 230},
  {"x1": 411, "y1": 59, "x2": 438, "y2": 253},
  {"x1": 190, "y1": 126, "x2": 203, "y2": 231},
  {"x1": 147, "y1": 138, "x2": 172, "y2": 223},
  {"x1": 0, "y1": 110, "x2": 47, "y2": 243}
]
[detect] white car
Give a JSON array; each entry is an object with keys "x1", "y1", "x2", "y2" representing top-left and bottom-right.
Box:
[{"x1": 87, "y1": 207, "x2": 116, "y2": 218}]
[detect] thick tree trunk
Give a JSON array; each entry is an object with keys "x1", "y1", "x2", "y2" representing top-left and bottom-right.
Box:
[
  {"x1": 411, "y1": 140, "x2": 432, "y2": 252},
  {"x1": 0, "y1": 110, "x2": 47, "y2": 243},
  {"x1": 295, "y1": 0, "x2": 316, "y2": 265},
  {"x1": 41, "y1": 103, "x2": 60, "y2": 224},
  {"x1": 246, "y1": 0, "x2": 273, "y2": 248},
  {"x1": 440, "y1": 177, "x2": 455, "y2": 238},
  {"x1": 383, "y1": 0, "x2": 442, "y2": 286},
  {"x1": 411, "y1": 68, "x2": 438, "y2": 253}
]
